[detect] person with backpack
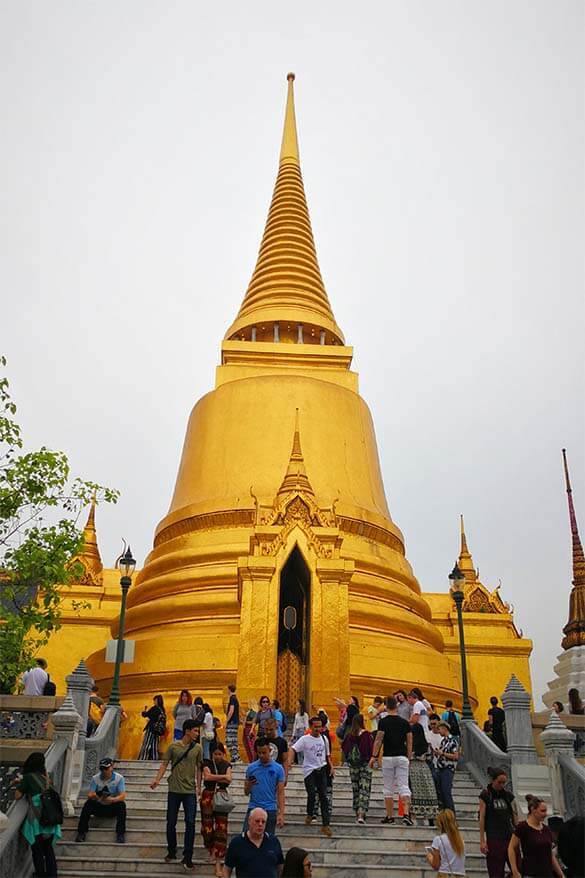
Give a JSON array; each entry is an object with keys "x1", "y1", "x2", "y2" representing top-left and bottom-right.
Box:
[
  {"x1": 478, "y1": 766, "x2": 517, "y2": 877},
  {"x1": 76, "y1": 757, "x2": 126, "y2": 844},
  {"x1": 150, "y1": 719, "x2": 203, "y2": 871},
  {"x1": 341, "y1": 713, "x2": 373, "y2": 824},
  {"x1": 441, "y1": 700, "x2": 461, "y2": 740},
  {"x1": 14, "y1": 751, "x2": 62, "y2": 877},
  {"x1": 138, "y1": 694, "x2": 166, "y2": 760}
]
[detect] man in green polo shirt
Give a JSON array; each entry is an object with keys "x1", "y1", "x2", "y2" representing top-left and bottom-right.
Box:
[{"x1": 150, "y1": 719, "x2": 203, "y2": 871}]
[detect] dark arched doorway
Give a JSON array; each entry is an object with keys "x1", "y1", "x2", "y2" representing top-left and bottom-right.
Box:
[{"x1": 276, "y1": 546, "x2": 310, "y2": 714}]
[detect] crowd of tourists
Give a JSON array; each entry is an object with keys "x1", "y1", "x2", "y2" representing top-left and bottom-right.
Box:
[{"x1": 10, "y1": 679, "x2": 585, "y2": 877}]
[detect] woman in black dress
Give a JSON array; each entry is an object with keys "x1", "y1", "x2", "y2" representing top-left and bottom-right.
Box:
[{"x1": 138, "y1": 694, "x2": 166, "y2": 760}]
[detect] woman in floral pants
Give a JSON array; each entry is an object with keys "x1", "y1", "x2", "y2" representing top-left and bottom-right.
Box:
[
  {"x1": 341, "y1": 714, "x2": 374, "y2": 823},
  {"x1": 200, "y1": 743, "x2": 233, "y2": 878}
]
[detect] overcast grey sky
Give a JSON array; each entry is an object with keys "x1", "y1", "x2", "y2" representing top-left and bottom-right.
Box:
[{"x1": 1, "y1": 1, "x2": 583, "y2": 707}]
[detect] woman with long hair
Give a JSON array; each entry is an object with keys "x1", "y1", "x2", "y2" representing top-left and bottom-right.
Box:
[
  {"x1": 478, "y1": 766, "x2": 517, "y2": 877},
  {"x1": 138, "y1": 695, "x2": 166, "y2": 760},
  {"x1": 341, "y1": 713, "x2": 373, "y2": 823},
  {"x1": 14, "y1": 751, "x2": 61, "y2": 877},
  {"x1": 508, "y1": 795, "x2": 563, "y2": 877},
  {"x1": 172, "y1": 689, "x2": 194, "y2": 741},
  {"x1": 426, "y1": 809, "x2": 466, "y2": 876},
  {"x1": 200, "y1": 741, "x2": 232, "y2": 878},
  {"x1": 242, "y1": 699, "x2": 258, "y2": 762},
  {"x1": 409, "y1": 720, "x2": 439, "y2": 825},
  {"x1": 282, "y1": 846, "x2": 312, "y2": 878}
]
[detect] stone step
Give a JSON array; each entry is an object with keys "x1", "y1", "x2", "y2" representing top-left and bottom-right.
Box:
[
  {"x1": 117, "y1": 784, "x2": 480, "y2": 803},
  {"x1": 63, "y1": 810, "x2": 481, "y2": 831},
  {"x1": 60, "y1": 824, "x2": 481, "y2": 844},
  {"x1": 59, "y1": 869, "x2": 487, "y2": 878},
  {"x1": 58, "y1": 833, "x2": 481, "y2": 856},
  {"x1": 56, "y1": 849, "x2": 488, "y2": 873},
  {"x1": 71, "y1": 802, "x2": 480, "y2": 820}
]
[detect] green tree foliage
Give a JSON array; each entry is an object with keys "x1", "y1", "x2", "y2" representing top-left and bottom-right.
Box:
[{"x1": 0, "y1": 356, "x2": 119, "y2": 690}]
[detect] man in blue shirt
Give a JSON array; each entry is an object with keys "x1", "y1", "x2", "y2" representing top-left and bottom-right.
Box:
[
  {"x1": 224, "y1": 807, "x2": 284, "y2": 878},
  {"x1": 76, "y1": 757, "x2": 126, "y2": 843},
  {"x1": 243, "y1": 737, "x2": 285, "y2": 836}
]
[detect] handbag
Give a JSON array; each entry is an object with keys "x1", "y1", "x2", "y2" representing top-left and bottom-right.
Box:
[{"x1": 211, "y1": 760, "x2": 235, "y2": 814}]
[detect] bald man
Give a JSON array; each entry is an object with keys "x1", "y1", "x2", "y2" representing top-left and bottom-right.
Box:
[{"x1": 223, "y1": 807, "x2": 284, "y2": 877}]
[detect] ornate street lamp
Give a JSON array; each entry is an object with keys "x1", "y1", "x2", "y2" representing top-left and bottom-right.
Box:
[
  {"x1": 108, "y1": 545, "x2": 136, "y2": 707},
  {"x1": 449, "y1": 561, "x2": 474, "y2": 721}
]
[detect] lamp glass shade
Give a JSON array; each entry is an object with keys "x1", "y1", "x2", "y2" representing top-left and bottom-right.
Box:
[
  {"x1": 448, "y1": 562, "x2": 465, "y2": 594},
  {"x1": 117, "y1": 546, "x2": 136, "y2": 579}
]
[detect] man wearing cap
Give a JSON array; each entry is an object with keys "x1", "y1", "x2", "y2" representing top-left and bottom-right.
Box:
[{"x1": 76, "y1": 757, "x2": 127, "y2": 843}]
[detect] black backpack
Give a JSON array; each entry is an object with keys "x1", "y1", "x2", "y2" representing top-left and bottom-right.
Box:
[
  {"x1": 192, "y1": 706, "x2": 205, "y2": 726},
  {"x1": 152, "y1": 711, "x2": 167, "y2": 737},
  {"x1": 43, "y1": 675, "x2": 56, "y2": 696},
  {"x1": 447, "y1": 710, "x2": 461, "y2": 737},
  {"x1": 39, "y1": 786, "x2": 64, "y2": 826}
]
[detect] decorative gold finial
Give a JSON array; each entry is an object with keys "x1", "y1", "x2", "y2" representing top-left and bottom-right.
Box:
[
  {"x1": 561, "y1": 448, "x2": 585, "y2": 650},
  {"x1": 71, "y1": 499, "x2": 103, "y2": 582},
  {"x1": 277, "y1": 409, "x2": 315, "y2": 500},
  {"x1": 280, "y1": 71, "x2": 300, "y2": 165},
  {"x1": 457, "y1": 514, "x2": 477, "y2": 583}
]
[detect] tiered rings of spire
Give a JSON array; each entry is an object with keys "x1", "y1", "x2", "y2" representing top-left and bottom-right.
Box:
[
  {"x1": 561, "y1": 448, "x2": 585, "y2": 650},
  {"x1": 225, "y1": 73, "x2": 344, "y2": 345}
]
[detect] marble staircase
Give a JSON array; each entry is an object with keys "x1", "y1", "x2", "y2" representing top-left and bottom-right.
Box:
[{"x1": 57, "y1": 760, "x2": 488, "y2": 877}]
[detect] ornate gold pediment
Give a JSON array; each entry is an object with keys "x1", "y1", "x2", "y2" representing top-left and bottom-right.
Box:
[
  {"x1": 461, "y1": 581, "x2": 510, "y2": 614},
  {"x1": 248, "y1": 412, "x2": 343, "y2": 561}
]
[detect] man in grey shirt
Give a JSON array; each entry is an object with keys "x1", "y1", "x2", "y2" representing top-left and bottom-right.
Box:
[{"x1": 393, "y1": 690, "x2": 412, "y2": 721}]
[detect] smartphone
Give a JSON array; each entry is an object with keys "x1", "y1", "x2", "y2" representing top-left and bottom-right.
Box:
[
  {"x1": 248, "y1": 774, "x2": 258, "y2": 785},
  {"x1": 424, "y1": 846, "x2": 433, "y2": 853}
]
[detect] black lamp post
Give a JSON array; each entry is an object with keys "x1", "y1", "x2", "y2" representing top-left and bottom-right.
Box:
[
  {"x1": 108, "y1": 546, "x2": 136, "y2": 707},
  {"x1": 449, "y1": 561, "x2": 474, "y2": 721}
]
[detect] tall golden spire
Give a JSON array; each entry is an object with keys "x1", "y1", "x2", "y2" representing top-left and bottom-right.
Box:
[
  {"x1": 75, "y1": 500, "x2": 103, "y2": 579},
  {"x1": 561, "y1": 448, "x2": 585, "y2": 649},
  {"x1": 458, "y1": 515, "x2": 478, "y2": 583},
  {"x1": 277, "y1": 409, "x2": 315, "y2": 501},
  {"x1": 225, "y1": 74, "x2": 344, "y2": 344}
]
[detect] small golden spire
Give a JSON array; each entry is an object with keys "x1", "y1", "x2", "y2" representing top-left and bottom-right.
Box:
[
  {"x1": 561, "y1": 449, "x2": 585, "y2": 650},
  {"x1": 279, "y1": 73, "x2": 300, "y2": 165},
  {"x1": 75, "y1": 499, "x2": 103, "y2": 579},
  {"x1": 277, "y1": 409, "x2": 315, "y2": 500},
  {"x1": 457, "y1": 514, "x2": 477, "y2": 583}
]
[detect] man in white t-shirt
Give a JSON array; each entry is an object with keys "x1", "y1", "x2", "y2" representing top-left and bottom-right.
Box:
[
  {"x1": 22, "y1": 659, "x2": 49, "y2": 696},
  {"x1": 289, "y1": 716, "x2": 334, "y2": 837}
]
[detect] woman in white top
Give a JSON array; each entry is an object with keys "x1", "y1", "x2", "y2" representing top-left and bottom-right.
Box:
[
  {"x1": 201, "y1": 703, "x2": 215, "y2": 759},
  {"x1": 426, "y1": 809, "x2": 466, "y2": 877},
  {"x1": 408, "y1": 689, "x2": 430, "y2": 736},
  {"x1": 291, "y1": 699, "x2": 310, "y2": 764}
]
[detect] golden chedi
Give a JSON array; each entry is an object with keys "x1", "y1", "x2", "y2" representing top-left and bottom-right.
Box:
[{"x1": 83, "y1": 74, "x2": 467, "y2": 755}]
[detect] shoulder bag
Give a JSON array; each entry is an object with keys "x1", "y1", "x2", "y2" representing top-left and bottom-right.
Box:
[
  {"x1": 211, "y1": 760, "x2": 235, "y2": 814},
  {"x1": 170, "y1": 741, "x2": 195, "y2": 773}
]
